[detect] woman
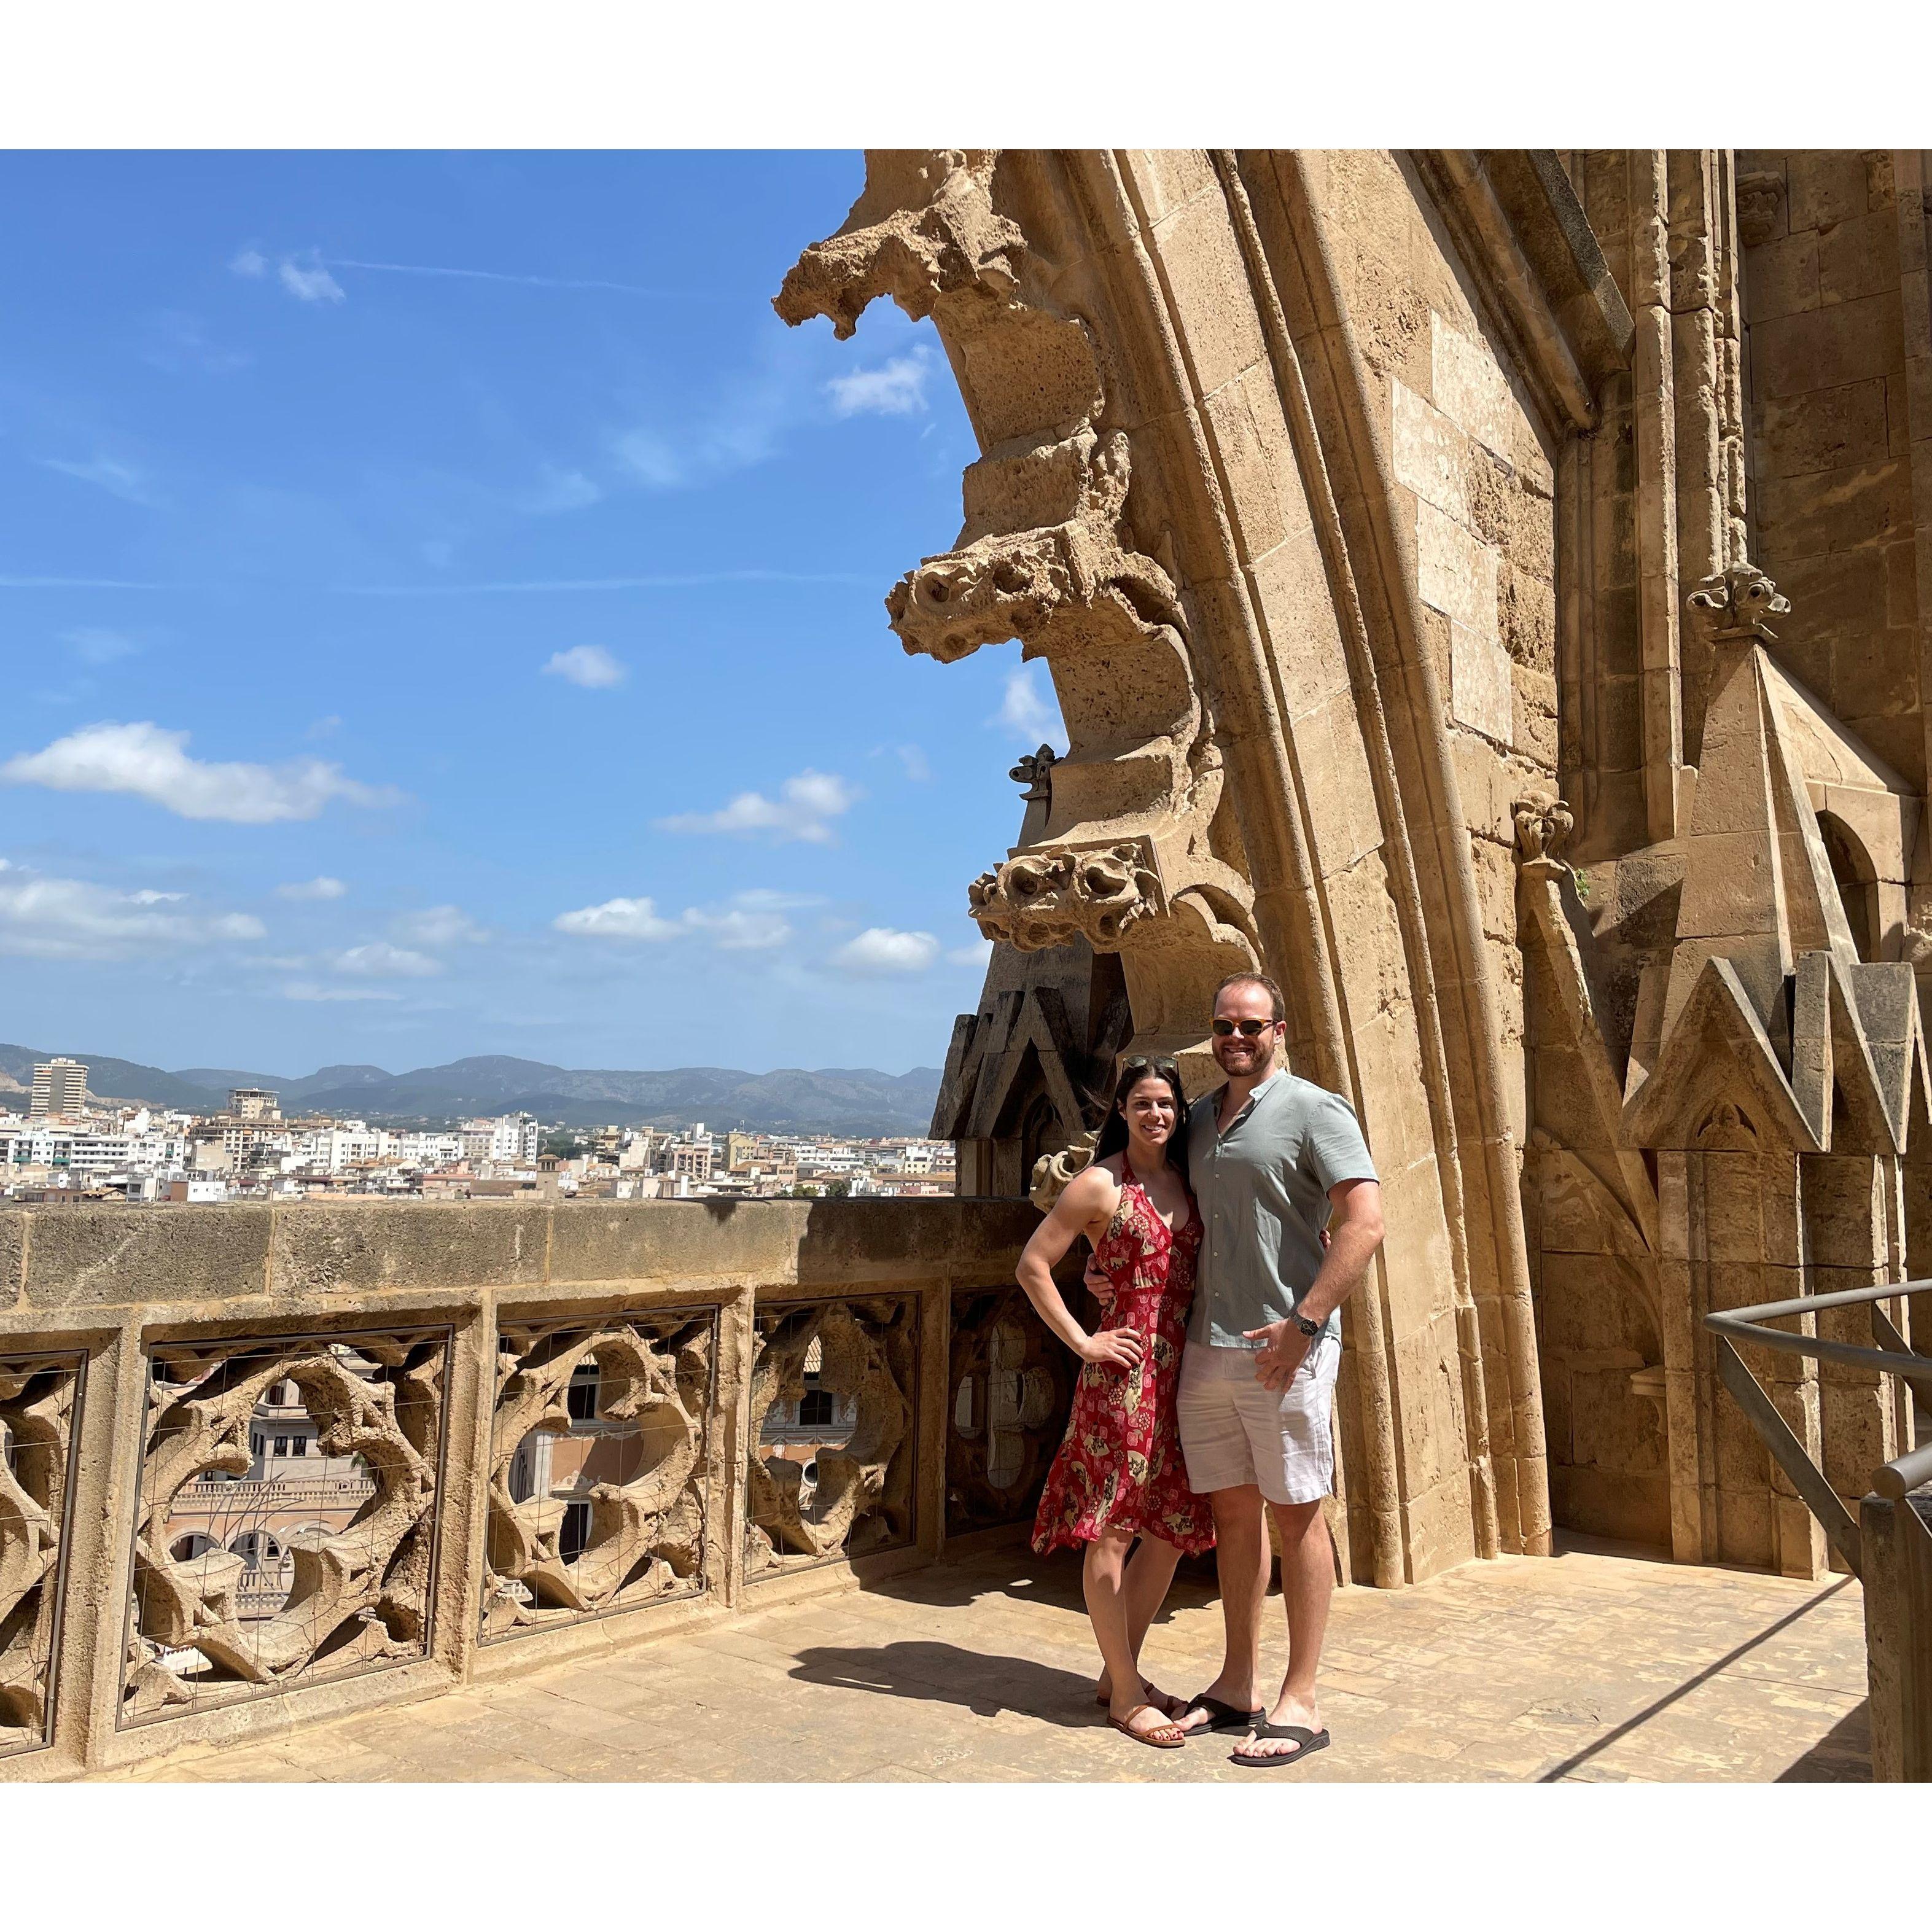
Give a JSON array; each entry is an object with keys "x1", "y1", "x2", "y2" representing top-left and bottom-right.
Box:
[{"x1": 1017, "y1": 1056, "x2": 1213, "y2": 1750}]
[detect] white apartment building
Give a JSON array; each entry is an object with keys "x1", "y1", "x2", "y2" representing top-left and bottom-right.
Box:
[
  {"x1": 0, "y1": 1123, "x2": 190, "y2": 1178},
  {"x1": 293, "y1": 1121, "x2": 393, "y2": 1170},
  {"x1": 29, "y1": 1058, "x2": 87, "y2": 1119},
  {"x1": 393, "y1": 1131, "x2": 465, "y2": 1166},
  {"x1": 460, "y1": 1113, "x2": 540, "y2": 1166}
]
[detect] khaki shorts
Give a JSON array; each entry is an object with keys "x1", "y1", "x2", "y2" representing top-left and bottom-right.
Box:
[{"x1": 1175, "y1": 1338, "x2": 1339, "y2": 1506}]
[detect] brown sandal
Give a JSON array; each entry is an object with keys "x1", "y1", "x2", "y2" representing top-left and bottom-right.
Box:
[
  {"x1": 1108, "y1": 1703, "x2": 1188, "y2": 1749},
  {"x1": 1095, "y1": 1680, "x2": 1187, "y2": 1720}
]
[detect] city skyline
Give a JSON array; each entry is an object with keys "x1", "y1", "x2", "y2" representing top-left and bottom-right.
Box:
[{"x1": 1, "y1": 152, "x2": 1067, "y2": 1077}]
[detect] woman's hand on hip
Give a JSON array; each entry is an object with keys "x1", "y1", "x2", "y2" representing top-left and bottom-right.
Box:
[{"x1": 1079, "y1": 1328, "x2": 1143, "y2": 1371}]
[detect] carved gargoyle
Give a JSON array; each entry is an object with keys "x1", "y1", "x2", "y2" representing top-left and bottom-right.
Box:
[
  {"x1": 773, "y1": 150, "x2": 1025, "y2": 339},
  {"x1": 1687, "y1": 564, "x2": 1790, "y2": 644},
  {"x1": 1011, "y1": 743, "x2": 1058, "y2": 803}
]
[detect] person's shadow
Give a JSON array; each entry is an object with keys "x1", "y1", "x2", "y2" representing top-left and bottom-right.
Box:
[{"x1": 788, "y1": 1640, "x2": 1099, "y2": 1727}]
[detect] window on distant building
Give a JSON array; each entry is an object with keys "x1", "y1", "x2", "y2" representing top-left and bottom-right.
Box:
[
  {"x1": 798, "y1": 1388, "x2": 835, "y2": 1428},
  {"x1": 274, "y1": 1436, "x2": 289, "y2": 1458},
  {"x1": 559, "y1": 1500, "x2": 591, "y2": 1562}
]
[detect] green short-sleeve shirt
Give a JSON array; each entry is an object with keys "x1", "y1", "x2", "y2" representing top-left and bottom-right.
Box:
[{"x1": 1185, "y1": 1069, "x2": 1378, "y2": 1349}]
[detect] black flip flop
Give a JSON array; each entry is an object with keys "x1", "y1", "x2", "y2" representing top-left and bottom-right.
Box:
[
  {"x1": 1182, "y1": 1693, "x2": 1266, "y2": 1734},
  {"x1": 1229, "y1": 1723, "x2": 1330, "y2": 1768}
]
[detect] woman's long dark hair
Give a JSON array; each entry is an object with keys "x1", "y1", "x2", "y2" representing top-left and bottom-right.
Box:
[{"x1": 1093, "y1": 1056, "x2": 1190, "y2": 1173}]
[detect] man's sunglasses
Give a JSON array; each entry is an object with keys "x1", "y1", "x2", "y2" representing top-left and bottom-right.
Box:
[{"x1": 1211, "y1": 1018, "x2": 1277, "y2": 1038}]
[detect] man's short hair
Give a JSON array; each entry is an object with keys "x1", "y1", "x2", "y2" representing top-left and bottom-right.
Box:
[{"x1": 1214, "y1": 970, "x2": 1285, "y2": 1023}]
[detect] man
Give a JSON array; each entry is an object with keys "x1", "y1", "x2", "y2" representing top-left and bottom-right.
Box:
[{"x1": 1088, "y1": 970, "x2": 1384, "y2": 1767}]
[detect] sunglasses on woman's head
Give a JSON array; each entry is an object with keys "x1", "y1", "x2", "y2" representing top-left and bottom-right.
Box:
[
  {"x1": 1211, "y1": 1018, "x2": 1276, "y2": 1038},
  {"x1": 1120, "y1": 1057, "x2": 1179, "y2": 1080}
]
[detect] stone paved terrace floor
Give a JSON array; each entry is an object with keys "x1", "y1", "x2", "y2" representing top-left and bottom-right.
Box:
[{"x1": 109, "y1": 1535, "x2": 1871, "y2": 1783}]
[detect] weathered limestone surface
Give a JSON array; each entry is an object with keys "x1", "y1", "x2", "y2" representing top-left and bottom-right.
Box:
[{"x1": 783, "y1": 152, "x2": 1931, "y2": 1619}]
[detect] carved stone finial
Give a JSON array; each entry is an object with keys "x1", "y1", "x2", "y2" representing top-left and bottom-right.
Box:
[
  {"x1": 1010, "y1": 743, "x2": 1058, "y2": 802},
  {"x1": 1513, "y1": 794, "x2": 1575, "y2": 878},
  {"x1": 968, "y1": 840, "x2": 1165, "y2": 951},
  {"x1": 1686, "y1": 564, "x2": 1790, "y2": 644}
]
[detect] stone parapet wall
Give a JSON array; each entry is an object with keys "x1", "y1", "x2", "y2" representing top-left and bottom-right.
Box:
[{"x1": 0, "y1": 1198, "x2": 1043, "y2": 1781}]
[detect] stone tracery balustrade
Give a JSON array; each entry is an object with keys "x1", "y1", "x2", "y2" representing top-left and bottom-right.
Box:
[
  {"x1": 483, "y1": 1308, "x2": 717, "y2": 1640},
  {"x1": 0, "y1": 1349, "x2": 82, "y2": 1757},
  {"x1": 0, "y1": 1196, "x2": 1040, "y2": 1779},
  {"x1": 946, "y1": 1287, "x2": 1074, "y2": 1534},
  {"x1": 746, "y1": 1296, "x2": 917, "y2": 1578},
  {"x1": 124, "y1": 1327, "x2": 448, "y2": 1723}
]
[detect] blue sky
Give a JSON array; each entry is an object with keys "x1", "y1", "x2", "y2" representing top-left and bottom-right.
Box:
[{"x1": 0, "y1": 151, "x2": 1068, "y2": 1078}]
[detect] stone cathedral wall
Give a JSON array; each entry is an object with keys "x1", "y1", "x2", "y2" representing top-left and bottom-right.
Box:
[{"x1": 804, "y1": 151, "x2": 1930, "y2": 1584}]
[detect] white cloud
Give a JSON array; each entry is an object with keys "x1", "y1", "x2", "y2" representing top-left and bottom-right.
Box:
[
  {"x1": 523, "y1": 466, "x2": 602, "y2": 515},
  {"x1": 391, "y1": 904, "x2": 486, "y2": 946},
  {"x1": 995, "y1": 664, "x2": 1069, "y2": 753},
  {"x1": 683, "y1": 906, "x2": 792, "y2": 950},
  {"x1": 834, "y1": 927, "x2": 941, "y2": 974},
  {"x1": 553, "y1": 895, "x2": 682, "y2": 940},
  {"x1": 1, "y1": 721, "x2": 402, "y2": 824},
  {"x1": 40, "y1": 456, "x2": 154, "y2": 505},
  {"x1": 307, "y1": 714, "x2": 343, "y2": 739},
  {"x1": 948, "y1": 939, "x2": 995, "y2": 968},
  {"x1": 332, "y1": 941, "x2": 442, "y2": 978},
  {"x1": 62, "y1": 627, "x2": 141, "y2": 666},
  {"x1": 543, "y1": 644, "x2": 626, "y2": 690},
  {"x1": 656, "y1": 769, "x2": 859, "y2": 844},
  {"x1": 553, "y1": 889, "x2": 803, "y2": 949},
  {"x1": 276, "y1": 875, "x2": 348, "y2": 902},
  {"x1": 278, "y1": 257, "x2": 345, "y2": 304},
  {"x1": 0, "y1": 859, "x2": 264, "y2": 961},
  {"x1": 229, "y1": 248, "x2": 267, "y2": 278},
  {"x1": 826, "y1": 348, "x2": 933, "y2": 418},
  {"x1": 896, "y1": 743, "x2": 932, "y2": 782},
  {"x1": 284, "y1": 982, "x2": 399, "y2": 1002}
]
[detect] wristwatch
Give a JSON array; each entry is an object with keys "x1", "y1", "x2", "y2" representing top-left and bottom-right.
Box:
[{"x1": 1290, "y1": 1310, "x2": 1323, "y2": 1339}]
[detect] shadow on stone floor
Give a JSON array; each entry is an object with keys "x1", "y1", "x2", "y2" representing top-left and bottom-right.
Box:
[
  {"x1": 827, "y1": 1542, "x2": 1225, "y2": 1628},
  {"x1": 1775, "y1": 1702, "x2": 1871, "y2": 1782},
  {"x1": 789, "y1": 1639, "x2": 1104, "y2": 1727},
  {"x1": 1537, "y1": 1573, "x2": 1861, "y2": 1782}
]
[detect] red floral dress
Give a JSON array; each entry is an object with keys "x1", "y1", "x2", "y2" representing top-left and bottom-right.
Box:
[{"x1": 1031, "y1": 1172, "x2": 1215, "y2": 1557}]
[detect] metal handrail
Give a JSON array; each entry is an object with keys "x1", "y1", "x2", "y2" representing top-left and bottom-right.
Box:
[
  {"x1": 1876, "y1": 1439, "x2": 1932, "y2": 1503},
  {"x1": 1704, "y1": 1278, "x2": 1932, "y2": 1578}
]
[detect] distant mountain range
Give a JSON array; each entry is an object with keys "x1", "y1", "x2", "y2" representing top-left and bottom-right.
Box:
[{"x1": 0, "y1": 1045, "x2": 944, "y2": 1135}]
